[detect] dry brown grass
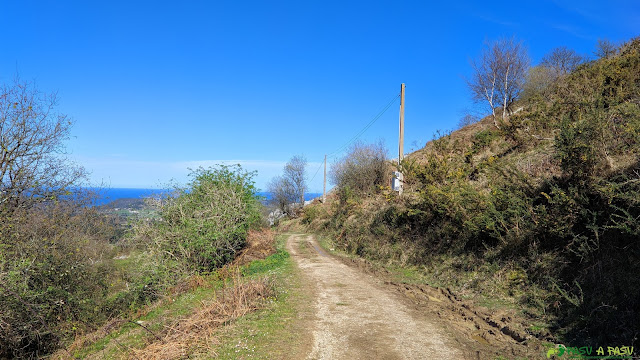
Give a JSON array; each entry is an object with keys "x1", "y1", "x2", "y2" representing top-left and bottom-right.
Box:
[
  {"x1": 168, "y1": 274, "x2": 211, "y2": 296},
  {"x1": 54, "y1": 230, "x2": 279, "y2": 360},
  {"x1": 407, "y1": 115, "x2": 494, "y2": 164},
  {"x1": 126, "y1": 230, "x2": 277, "y2": 359},
  {"x1": 132, "y1": 273, "x2": 274, "y2": 359},
  {"x1": 231, "y1": 229, "x2": 276, "y2": 267},
  {"x1": 54, "y1": 273, "x2": 274, "y2": 360},
  {"x1": 60, "y1": 318, "x2": 128, "y2": 357}
]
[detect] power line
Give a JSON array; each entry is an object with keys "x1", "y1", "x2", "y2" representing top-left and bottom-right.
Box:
[
  {"x1": 310, "y1": 91, "x2": 400, "y2": 184},
  {"x1": 309, "y1": 161, "x2": 323, "y2": 183},
  {"x1": 326, "y1": 93, "x2": 400, "y2": 158}
]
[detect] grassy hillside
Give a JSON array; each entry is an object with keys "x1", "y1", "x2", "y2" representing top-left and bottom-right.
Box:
[
  {"x1": 302, "y1": 37, "x2": 640, "y2": 348},
  {"x1": 54, "y1": 230, "x2": 305, "y2": 359},
  {"x1": 0, "y1": 165, "x2": 270, "y2": 358}
]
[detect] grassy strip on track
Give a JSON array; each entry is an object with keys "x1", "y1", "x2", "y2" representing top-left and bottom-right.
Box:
[{"x1": 214, "y1": 233, "x2": 312, "y2": 359}]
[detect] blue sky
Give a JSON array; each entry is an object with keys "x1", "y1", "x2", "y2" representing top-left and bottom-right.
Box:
[{"x1": 1, "y1": 1, "x2": 638, "y2": 192}]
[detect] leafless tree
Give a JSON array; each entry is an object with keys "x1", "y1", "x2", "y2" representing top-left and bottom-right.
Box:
[
  {"x1": 0, "y1": 78, "x2": 86, "y2": 213},
  {"x1": 267, "y1": 175, "x2": 296, "y2": 215},
  {"x1": 541, "y1": 46, "x2": 586, "y2": 77},
  {"x1": 522, "y1": 65, "x2": 556, "y2": 100},
  {"x1": 267, "y1": 155, "x2": 307, "y2": 215},
  {"x1": 284, "y1": 155, "x2": 307, "y2": 205},
  {"x1": 457, "y1": 114, "x2": 480, "y2": 129},
  {"x1": 0, "y1": 79, "x2": 114, "y2": 358},
  {"x1": 594, "y1": 38, "x2": 618, "y2": 59},
  {"x1": 330, "y1": 140, "x2": 389, "y2": 194},
  {"x1": 467, "y1": 37, "x2": 530, "y2": 128}
]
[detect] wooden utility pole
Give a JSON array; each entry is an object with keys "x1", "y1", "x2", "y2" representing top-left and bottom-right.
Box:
[
  {"x1": 323, "y1": 155, "x2": 327, "y2": 203},
  {"x1": 398, "y1": 83, "x2": 405, "y2": 165}
]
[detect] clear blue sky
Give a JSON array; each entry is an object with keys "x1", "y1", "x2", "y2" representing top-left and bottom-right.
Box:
[{"x1": 1, "y1": 0, "x2": 638, "y2": 192}]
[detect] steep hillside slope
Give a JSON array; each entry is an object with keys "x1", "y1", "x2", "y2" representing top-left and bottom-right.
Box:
[{"x1": 303, "y1": 37, "x2": 640, "y2": 348}]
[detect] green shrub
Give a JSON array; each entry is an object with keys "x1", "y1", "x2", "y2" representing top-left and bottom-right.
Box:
[
  {"x1": 145, "y1": 165, "x2": 263, "y2": 273},
  {"x1": 472, "y1": 129, "x2": 499, "y2": 150},
  {"x1": 555, "y1": 109, "x2": 606, "y2": 180},
  {"x1": 0, "y1": 202, "x2": 119, "y2": 358},
  {"x1": 301, "y1": 204, "x2": 327, "y2": 225}
]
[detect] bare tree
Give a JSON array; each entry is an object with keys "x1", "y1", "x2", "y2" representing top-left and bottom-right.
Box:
[
  {"x1": 330, "y1": 141, "x2": 389, "y2": 194},
  {"x1": 284, "y1": 155, "x2": 307, "y2": 205},
  {"x1": 541, "y1": 46, "x2": 586, "y2": 76},
  {"x1": 467, "y1": 37, "x2": 530, "y2": 128},
  {"x1": 267, "y1": 175, "x2": 296, "y2": 215},
  {"x1": 267, "y1": 155, "x2": 307, "y2": 215},
  {"x1": 0, "y1": 79, "x2": 109, "y2": 358},
  {"x1": 522, "y1": 65, "x2": 556, "y2": 99},
  {"x1": 457, "y1": 114, "x2": 480, "y2": 129},
  {"x1": 0, "y1": 78, "x2": 86, "y2": 213},
  {"x1": 594, "y1": 38, "x2": 618, "y2": 59}
]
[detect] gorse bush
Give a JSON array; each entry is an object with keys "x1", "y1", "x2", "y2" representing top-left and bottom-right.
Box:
[
  {"x1": 301, "y1": 204, "x2": 328, "y2": 226},
  {"x1": 142, "y1": 165, "x2": 263, "y2": 273}
]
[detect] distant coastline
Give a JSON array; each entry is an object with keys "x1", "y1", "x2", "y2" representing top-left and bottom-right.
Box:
[
  {"x1": 89, "y1": 188, "x2": 323, "y2": 206},
  {"x1": 88, "y1": 188, "x2": 169, "y2": 206},
  {"x1": 256, "y1": 192, "x2": 323, "y2": 203}
]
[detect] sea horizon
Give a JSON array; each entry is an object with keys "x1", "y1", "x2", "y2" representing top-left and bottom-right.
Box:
[{"x1": 88, "y1": 187, "x2": 323, "y2": 206}]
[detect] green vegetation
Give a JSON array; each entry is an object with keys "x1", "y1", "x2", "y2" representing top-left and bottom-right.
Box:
[
  {"x1": 0, "y1": 79, "x2": 281, "y2": 359},
  {"x1": 3, "y1": 34, "x2": 638, "y2": 359},
  {"x1": 0, "y1": 200, "x2": 121, "y2": 358},
  {"x1": 134, "y1": 165, "x2": 263, "y2": 273},
  {"x1": 106, "y1": 164, "x2": 266, "y2": 320},
  {"x1": 0, "y1": 79, "x2": 122, "y2": 358},
  {"x1": 215, "y1": 234, "x2": 310, "y2": 360},
  {"x1": 70, "y1": 278, "x2": 225, "y2": 359},
  {"x1": 61, "y1": 166, "x2": 275, "y2": 358},
  {"x1": 0, "y1": 143, "x2": 268, "y2": 358},
  {"x1": 68, "y1": 233, "x2": 301, "y2": 359},
  {"x1": 304, "y1": 37, "x2": 640, "y2": 347}
]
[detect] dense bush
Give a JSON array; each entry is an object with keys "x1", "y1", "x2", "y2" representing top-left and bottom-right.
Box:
[
  {"x1": 0, "y1": 79, "x2": 130, "y2": 358},
  {"x1": 301, "y1": 204, "x2": 328, "y2": 226},
  {"x1": 0, "y1": 198, "x2": 120, "y2": 358},
  {"x1": 138, "y1": 165, "x2": 263, "y2": 273},
  {"x1": 330, "y1": 140, "x2": 390, "y2": 194}
]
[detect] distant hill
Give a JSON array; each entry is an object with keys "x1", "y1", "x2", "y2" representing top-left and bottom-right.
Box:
[
  {"x1": 99, "y1": 197, "x2": 148, "y2": 210},
  {"x1": 89, "y1": 188, "x2": 169, "y2": 206}
]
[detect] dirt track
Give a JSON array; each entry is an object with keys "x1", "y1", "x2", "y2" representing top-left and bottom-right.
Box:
[{"x1": 286, "y1": 233, "x2": 467, "y2": 360}]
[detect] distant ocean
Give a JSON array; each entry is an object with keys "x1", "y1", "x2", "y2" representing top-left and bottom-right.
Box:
[
  {"x1": 91, "y1": 188, "x2": 322, "y2": 206},
  {"x1": 90, "y1": 188, "x2": 169, "y2": 206},
  {"x1": 256, "y1": 192, "x2": 323, "y2": 203}
]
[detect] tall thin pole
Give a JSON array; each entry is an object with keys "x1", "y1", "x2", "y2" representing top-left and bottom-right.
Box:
[
  {"x1": 323, "y1": 154, "x2": 327, "y2": 203},
  {"x1": 398, "y1": 83, "x2": 405, "y2": 165}
]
